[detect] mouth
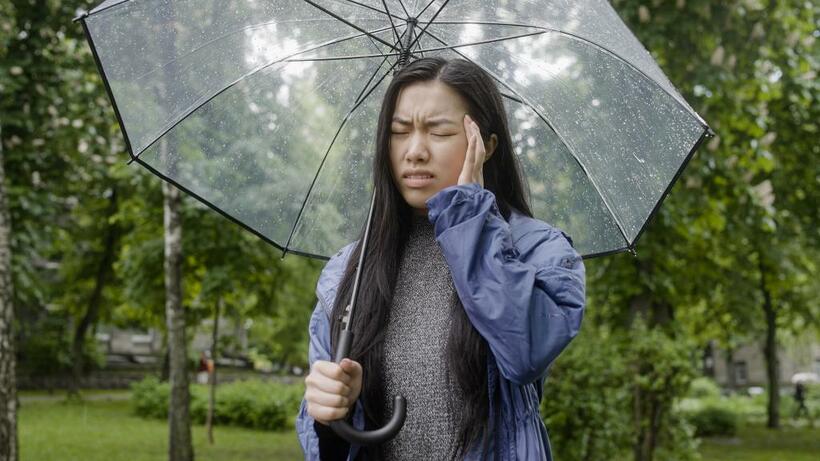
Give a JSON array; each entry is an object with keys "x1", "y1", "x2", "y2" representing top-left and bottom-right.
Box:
[{"x1": 403, "y1": 173, "x2": 435, "y2": 188}]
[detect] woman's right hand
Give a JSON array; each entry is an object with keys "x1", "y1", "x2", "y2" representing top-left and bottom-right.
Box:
[{"x1": 305, "y1": 358, "x2": 363, "y2": 425}]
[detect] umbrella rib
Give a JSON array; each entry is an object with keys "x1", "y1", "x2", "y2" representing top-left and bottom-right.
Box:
[
  {"x1": 417, "y1": 0, "x2": 437, "y2": 18},
  {"x1": 84, "y1": 0, "x2": 130, "y2": 16},
  {"x1": 406, "y1": 0, "x2": 450, "y2": 52},
  {"x1": 132, "y1": 155, "x2": 333, "y2": 261},
  {"x1": 395, "y1": 0, "x2": 411, "y2": 17},
  {"x1": 381, "y1": 0, "x2": 404, "y2": 44},
  {"x1": 300, "y1": 0, "x2": 398, "y2": 51},
  {"x1": 413, "y1": 29, "x2": 426, "y2": 58},
  {"x1": 129, "y1": 24, "x2": 398, "y2": 162},
  {"x1": 406, "y1": 30, "x2": 547, "y2": 54},
  {"x1": 421, "y1": 29, "x2": 633, "y2": 247},
  {"x1": 282, "y1": 57, "x2": 402, "y2": 255},
  {"x1": 343, "y1": 0, "x2": 406, "y2": 22},
  {"x1": 286, "y1": 51, "x2": 405, "y2": 61},
  {"x1": 131, "y1": 17, "x2": 381, "y2": 84},
  {"x1": 422, "y1": 20, "x2": 707, "y2": 126},
  {"x1": 353, "y1": 29, "x2": 405, "y2": 104},
  {"x1": 352, "y1": 25, "x2": 404, "y2": 105}
]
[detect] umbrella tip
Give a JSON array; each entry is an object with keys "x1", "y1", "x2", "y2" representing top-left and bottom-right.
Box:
[
  {"x1": 628, "y1": 247, "x2": 638, "y2": 257},
  {"x1": 73, "y1": 10, "x2": 89, "y2": 22}
]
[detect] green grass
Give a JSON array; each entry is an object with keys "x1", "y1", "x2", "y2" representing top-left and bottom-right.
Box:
[
  {"x1": 699, "y1": 423, "x2": 820, "y2": 461},
  {"x1": 19, "y1": 391, "x2": 303, "y2": 461},
  {"x1": 20, "y1": 390, "x2": 820, "y2": 460}
]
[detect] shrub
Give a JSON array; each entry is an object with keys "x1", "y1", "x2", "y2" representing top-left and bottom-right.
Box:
[
  {"x1": 541, "y1": 322, "x2": 700, "y2": 461},
  {"x1": 688, "y1": 377, "x2": 721, "y2": 399},
  {"x1": 129, "y1": 376, "x2": 304, "y2": 431},
  {"x1": 130, "y1": 376, "x2": 170, "y2": 419},
  {"x1": 540, "y1": 331, "x2": 632, "y2": 461},
  {"x1": 686, "y1": 403, "x2": 738, "y2": 437}
]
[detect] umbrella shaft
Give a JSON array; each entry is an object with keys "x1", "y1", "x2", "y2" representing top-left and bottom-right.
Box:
[
  {"x1": 397, "y1": 17, "x2": 418, "y2": 71},
  {"x1": 343, "y1": 191, "x2": 377, "y2": 332}
]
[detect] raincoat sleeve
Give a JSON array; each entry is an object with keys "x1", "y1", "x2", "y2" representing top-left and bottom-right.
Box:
[
  {"x1": 426, "y1": 183, "x2": 586, "y2": 386},
  {"x1": 295, "y1": 300, "x2": 367, "y2": 460}
]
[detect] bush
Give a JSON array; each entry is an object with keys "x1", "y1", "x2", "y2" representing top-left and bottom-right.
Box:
[
  {"x1": 19, "y1": 319, "x2": 105, "y2": 376},
  {"x1": 130, "y1": 376, "x2": 170, "y2": 419},
  {"x1": 540, "y1": 331, "x2": 633, "y2": 461},
  {"x1": 541, "y1": 322, "x2": 700, "y2": 461},
  {"x1": 130, "y1": 376, "x2": 303, "y2": 431},
  {"x1": 686, "y1": 403, "x2": 738, "y2": 437},
  {"x1": 688, "y1": 377, "x2": 722, "y2": 399}
]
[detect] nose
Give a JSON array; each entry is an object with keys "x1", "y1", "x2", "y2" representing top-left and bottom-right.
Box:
[{"x1": 404, "y1": 133, "x2": 429, "y2": 164}]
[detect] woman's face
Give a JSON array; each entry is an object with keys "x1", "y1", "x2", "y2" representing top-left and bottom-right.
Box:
[{"x1": 388, "y1": 80, "x2": 471, "y2": 215}]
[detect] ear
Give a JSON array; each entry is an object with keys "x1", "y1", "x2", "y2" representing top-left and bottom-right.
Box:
[{"x1": 484, "y1": 133, "x2": 498, "y2": 162}]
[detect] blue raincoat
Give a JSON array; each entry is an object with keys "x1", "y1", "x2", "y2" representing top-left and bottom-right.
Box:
[{"x1": 296, "y1": 183, "x2": 586, "y2": 460}]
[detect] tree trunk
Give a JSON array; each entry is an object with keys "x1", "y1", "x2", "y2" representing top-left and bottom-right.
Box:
[
  {"x1": 702, "y1": 341, "x2": 715, "y2": 378},
  {"x1": 164, "y1": 169, "x2": 193, "y2": 461},
  {"x1": 759, "y1": 258, "x2": 780, "y2": 429},
  {"x1": 207, "y1": 298, "x2": 221, "y2": 445},
  {"x1": 0, "y1": 123, "x2": 19, "y2": 461},
  {"x1": 725, "y1": 346, "x2": 736, "y2": 391},
  {"x1": 70, "y1": 189, "x2": 119, "y2": 397}
]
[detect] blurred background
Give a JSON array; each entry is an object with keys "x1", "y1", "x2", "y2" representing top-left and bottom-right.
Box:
[{"x1": 0, "y1": 1, "x2": 817, "y2": 460}]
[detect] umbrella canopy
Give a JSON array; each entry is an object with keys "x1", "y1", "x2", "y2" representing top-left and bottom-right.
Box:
[
  {"x1": 791, "y1": 372, "x2": 819, "y2": 384},
  {"x1": 78, "y1": 0, "x2": 710, "y2": 259}
]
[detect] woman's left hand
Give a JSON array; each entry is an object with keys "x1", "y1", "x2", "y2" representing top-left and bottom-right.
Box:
[{"x1": 458, "y1": 114, "x2": 486, "y2": 187}]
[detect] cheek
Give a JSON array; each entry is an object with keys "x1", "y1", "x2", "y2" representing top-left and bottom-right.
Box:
[
  {"x1": 388, "y1": 143, "x2": 402, "y2": 175},
  {"x1": 437, "y1": 139, "x2": 468, "y2": 177}
]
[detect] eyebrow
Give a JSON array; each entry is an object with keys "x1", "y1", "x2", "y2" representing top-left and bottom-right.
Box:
[{"x1": 391, "y1": 116, "x2": 456, "y2": 127}]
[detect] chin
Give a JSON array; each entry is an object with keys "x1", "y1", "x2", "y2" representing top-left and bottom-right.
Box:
[{"x1": 401, "y1": 190, "x2": 433, "y2": 210}]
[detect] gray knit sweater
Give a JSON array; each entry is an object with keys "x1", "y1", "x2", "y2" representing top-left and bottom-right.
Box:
[{"x1": 378, "y1": 214, "x2": 467, "y2": 459}]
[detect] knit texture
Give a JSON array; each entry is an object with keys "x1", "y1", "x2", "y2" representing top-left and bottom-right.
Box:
[{"x1": 379, "y1": 213, "x2": 466, "y2": 459}]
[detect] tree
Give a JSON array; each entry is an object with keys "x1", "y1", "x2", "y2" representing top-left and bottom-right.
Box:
[
  {"x1": 162, "y1": 156, "x2": 193, "y2": 461},
  {"x1": 2, "y1": 2, "x2": 20, "y2": 459},
  {"x1": 0, "y1": 122, "x2": 18, "y2": 461},
  {"x1": 611, "y1": 0, "x2": 818, "y2": 433}
]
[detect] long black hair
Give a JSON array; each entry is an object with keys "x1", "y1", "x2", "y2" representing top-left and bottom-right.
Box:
[{"x1": 329, "y1": 57, "x2": 533, "y2": 458}]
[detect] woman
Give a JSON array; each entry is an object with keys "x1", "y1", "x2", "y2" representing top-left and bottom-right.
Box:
[{"x1": 296, "y1": 57, "x2": 586, "y2": 460}]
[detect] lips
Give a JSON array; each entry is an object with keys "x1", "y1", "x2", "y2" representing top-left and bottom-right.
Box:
[{"x1": 402, "y1": 171, "x2": 435, "y2": 188}]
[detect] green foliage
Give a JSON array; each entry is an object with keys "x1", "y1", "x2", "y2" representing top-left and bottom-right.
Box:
[
  {"x1": 129, "y1": 376, "x2": 304, "y2": 431},
  {"x1": 16, "y1": 314, "x2": 104, "y2": 376},
  {"x1": 3, "y1": 1, "x2": 817, "y2": 459},
  {"x1": 686, "y1": 403, "x2": 739, "y2": 437},
  {"x1": 130, "y1": 376, "x2": 170, "y2": 420},
  {"x1": 541, "y1": 331, "x2": 632, "y2": 461},
  {"x1": 688, "y1": 377, "x2": 722, "y2": 399},
  {"x1": 542, "y1": 321, "x2": 699, "y2": 461}
]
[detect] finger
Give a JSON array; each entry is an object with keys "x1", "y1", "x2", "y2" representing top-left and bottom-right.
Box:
[
  {"x1": 305, "y1": 372, "x2": 350, "y2": 395},
  {"x1": 473, "y1": 123, "x2": 485, "y2": 168},
  {"x1": 308, "y1": 402, "x2": 349, "y2": 422},
  {"x1": 340, "y1": 359, "x2": 363, "y2": 378},
  {"x1": 313, "y1": 361, "x2": 352, "y2": 385},
  {"x1": 463, "y1": 116, "x2": 475, "y2": 163},
  {"x1": 308, "y1": 372, "x2": 352, "y2": 395},
  {"x1": 306, "y1": 388, "x2": 350, "y2": 409}
]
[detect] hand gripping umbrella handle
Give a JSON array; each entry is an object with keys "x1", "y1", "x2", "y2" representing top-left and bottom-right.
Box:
[{"x1": 329, "y1": 329, "x2": 407, "y2": 446}]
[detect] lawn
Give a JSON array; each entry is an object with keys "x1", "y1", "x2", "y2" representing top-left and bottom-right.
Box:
[
  {"x1": 699, "y1": 423, "x2": 820, "y2": 461},
  {"x1": 19, "y1": 390, "x2": 820, "y2": 460},
  {"x1": 19, "y1": 391, "x2": 303, "y2": 461}
]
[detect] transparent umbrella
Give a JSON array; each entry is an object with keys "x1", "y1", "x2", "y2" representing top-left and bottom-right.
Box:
[{"x1": 77, "y1": 0, "x2": 712, "y2": 445}]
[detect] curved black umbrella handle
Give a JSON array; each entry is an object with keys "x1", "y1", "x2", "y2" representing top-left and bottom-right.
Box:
[{"x1": 329, "y1": 329, "x2": 407, "y2": 445}]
